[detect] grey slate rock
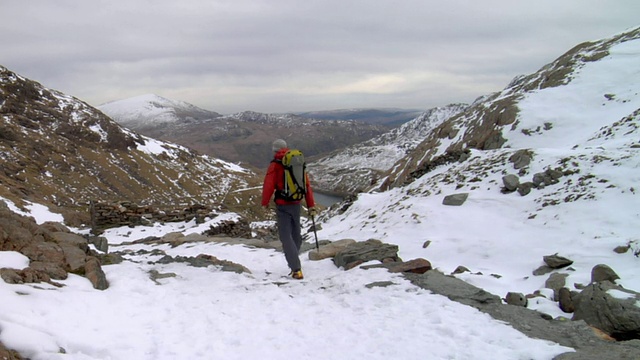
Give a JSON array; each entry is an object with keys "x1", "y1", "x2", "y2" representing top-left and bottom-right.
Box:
[
  {"x1": 572, "y1": 281, "x2": 640, "y2": 341},
  {"x1": 543, "y1": 254, "x2": 574, "y2": 269},
  {"x1": 502, "y1": 174, "x2": 520, "y2": 191},
  {"x1": 442, "y1": 193, "x2": 469, "y2": 206},
  {"x1": 591, "y1": 264, "x2": 620, "y2": 283}
]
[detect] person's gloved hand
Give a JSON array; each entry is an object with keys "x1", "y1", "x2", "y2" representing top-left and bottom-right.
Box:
[{"x1": 308, "y1": 207, "x2": 318, "y2": 217}]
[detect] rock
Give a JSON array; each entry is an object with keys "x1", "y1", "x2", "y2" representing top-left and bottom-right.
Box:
[
  {"x1": 509, "y1": 150, "x2": 533, "y2": 169},
  {"x1": 308, "y1": 239, "x2": 356, "y2": 261},
  {"x1": 50, "y1": 231, "x2": 89, "y2": 253},
  {"x1": 422, "y1": 240, "x2": 431, "y2": 249},
  {"x1": 558, "y1": 287, "x2": 575, "y2": 313},
  {"x1": 149, "y1": 269, "x2": 178, "y2": 284},
  {"x1": 361, "y1": 258, "x2": 432, "y2": 274},
  {"x1": 86, "y1": 235, "x2": 109, "y2": 253},
  {"x1": 452, "y1": 265, "x2": 470, "y2": 275},
  {"x1": 28, "y1": 262, "x2": 67, "y2": 280},
  {"x1": 517, "y1": 182, "x2": 534, "y2": 196},
  {"x1": 613, "y1": 245, "x2": 630, "y2": 254},
  {"x1": 532, "y1": 265, "x2": 554, "y2": 276},
  {"x1": 505, "y1": 292, "x2": 528, "y2": 307},
  {"x1": 573, "y1": 281, "x2": 640, "y2": 340},
  {"x1": 545, "y1": 272, "x2": 569, "y2": 300},
  {"x1": 84, "y1": 257, "x2": 109, "y2": 290},
  {"x1": 502, "y1": 174, "x2": 520, "y2": 191},
  {"x1": 0, "y1": 268, "x2": 25, "y2": 284},
  {"x1": 333, "y1": 239, "x2": 400, "y2": 270},
  {"x1": 0, "y1": 341, "x2": 24, "y2": 360},
  {"x1": 404, "y1": 269, "x2": 501, "y2": 306},
  {"x1": 591, "y1": 264, "x2": 620, "y2": 283},
  {"x1": 543, "y1": 254, "x2": 573, "y2": 269},
  {"x1": 365, "y1": 281, "x2": 396, "y2": 289},
  {"x1": 156, "y1": 254, "x2": 251, "y2": 274},
  {"x1": 442, "y1": 193, "x2": 469, "y2": 206}
]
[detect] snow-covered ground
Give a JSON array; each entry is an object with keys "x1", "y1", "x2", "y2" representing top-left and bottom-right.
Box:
[{"x1": 0, "y1": 200, "x2": 572, "y2": 360}]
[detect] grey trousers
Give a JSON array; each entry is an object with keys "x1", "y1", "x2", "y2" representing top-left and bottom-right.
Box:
[{"x1": 276, "y1": 204, "x2": 302, "y2": 271}]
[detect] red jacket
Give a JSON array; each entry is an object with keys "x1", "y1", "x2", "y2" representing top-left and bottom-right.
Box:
[{"x1": 262, "y1": 148, "x2": 316, "y2": 207}]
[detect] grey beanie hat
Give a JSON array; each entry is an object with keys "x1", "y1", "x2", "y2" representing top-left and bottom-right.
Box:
[{"x1": 272, "y1": 139, "x2": 287, "y2": 152}]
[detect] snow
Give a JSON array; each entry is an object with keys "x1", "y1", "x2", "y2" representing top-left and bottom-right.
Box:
[
  {"x1": 506, "y1": 40, "x2": 640, "y2": 150},
  {"x1": 0, "y1": 202, "x2": 571, "y2": 360}
]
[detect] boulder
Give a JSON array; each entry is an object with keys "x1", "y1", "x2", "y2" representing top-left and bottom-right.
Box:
[
  {"x1": 502, "y1": 174, "x2": 520, "y2": 191},
  {"x1": 591, "y1": 264, "x2": 620, "y2": 283},
  {"x1": 442, "y1": 193, "x2": 469, "y2": 206},
  {"x1": 517, "y1": 182, "x2": 534, "y2": 196},
  {"x1": 361, "y1": 258, "x2": 432, "y2": 274},
  {"x1": 572, "y1": 281, "x2": 640, "y2": 340},
  {"x1": 543, "y1": 254, "x2": 573, "y2": 269},
  {"x1": 558, "y1": 287, "x2": 575, "y2": 313},
  {"x1": 308, "y1": 239, "x2": 356, "y2": 261},
  {"x1": 505, "y1": 292, "x2": 528, "y2": 307},
  {"x1": 85, "y1": 257, "x2": 109, "y2": 290},
  {"x1": 545, "y1": 272, "x2": 569, "y2": 300},
  {"x1": 509, "y1": 150, "x2": 533, "y2": 169},
  {"x1": 333, "y1": 239, "x2": 400, "y2": 270}
]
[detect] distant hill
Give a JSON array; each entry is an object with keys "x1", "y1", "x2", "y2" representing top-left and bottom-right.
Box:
[
  {"x1": 99, "y1": 100, "x2": 393, "y2": 169},
  {"x1": 307, "y1": 104, "x2": 468, "y2": 194},
  {"x1": 296, "y1": 108, "x2": 424, "y2": 126}
]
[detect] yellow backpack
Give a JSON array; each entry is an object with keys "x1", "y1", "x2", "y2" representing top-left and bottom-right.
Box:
[{"x1": 277, "y1": 149, "x2": 307, "y2": 201}]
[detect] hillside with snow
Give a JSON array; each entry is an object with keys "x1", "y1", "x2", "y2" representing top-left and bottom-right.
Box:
[
  {"x1": 98, "y1": 94, "x2": 221, "y2": 130},
  {"x1": 317, "y1": 25, "x2": 640, "y2": 318},
  {"x1": 307, "y1": 103, "x2": 468, "y2": 194},
  {"x1": 0, "y1": 68, "x2": 262, "y2": 224},
  {"x1": 100, "y1": 98, "x2": 392, "y2": 169}
]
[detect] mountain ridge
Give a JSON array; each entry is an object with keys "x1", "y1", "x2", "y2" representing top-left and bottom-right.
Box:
[
  {"x1": 0, "y1": 67, "x2": 263, "y2": 225},
  {"x1": 99, "y1": 100, "x2": 396, "y2": 169}
]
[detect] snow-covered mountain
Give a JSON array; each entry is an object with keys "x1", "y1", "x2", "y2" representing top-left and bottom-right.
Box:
[
  {"x1": 0, "y1": 68, "x2": 261, "y2": 224},
  {"x1": 101, "y1": 99, "x2": 393, "y2": 169},
  {"x1": 307, "y1": 104, "x2": 468, "y2": 194},
  {"x1": 98, "y1": 94, "x2": 221, "y2": 130}
]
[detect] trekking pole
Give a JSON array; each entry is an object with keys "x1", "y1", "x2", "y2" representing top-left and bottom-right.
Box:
[{"x1": 310, "y1": 214, "x2": 320, "y2": 252}]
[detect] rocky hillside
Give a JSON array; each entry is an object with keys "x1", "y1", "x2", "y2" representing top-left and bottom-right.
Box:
[
  {"x1": 0, "y1": 67, "x2": 263, "y2": 226},
  {"x1": 99, "y1": 98, "x2": 394, "y2": 169},
  {"x1": 377, "y1": 26, "x2": 640, "y2": 191},
  {"x1": 307, "y1": 104, "x2": 468, "y2": 194}
]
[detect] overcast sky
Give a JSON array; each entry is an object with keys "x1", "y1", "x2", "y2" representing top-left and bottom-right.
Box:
[{"x1": 1, "y1": 1, "x2": 638, "y2": 114}]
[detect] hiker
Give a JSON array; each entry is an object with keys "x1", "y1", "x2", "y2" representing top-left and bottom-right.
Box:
[{"x1": 261, "y1": 139, "x2": 317, "y2": 280}]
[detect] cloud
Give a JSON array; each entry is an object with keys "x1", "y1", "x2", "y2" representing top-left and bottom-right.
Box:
[{"x1": 1, "y1": 0, "x2": 638, "y2": 113}]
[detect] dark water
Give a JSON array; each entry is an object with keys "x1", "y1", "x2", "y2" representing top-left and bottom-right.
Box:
[{"x1": 313, "y1": 191, "x2": 344, "y2": 207}]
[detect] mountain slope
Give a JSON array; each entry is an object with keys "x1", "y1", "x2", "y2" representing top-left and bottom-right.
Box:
[
  {"x1": 315, "y1": 25, "x2": 640, "y2": 329},
  {"x1": 307, "y1": 104, "x2": 468, "y2": 194},
  {"x1": 378, "y1": 26, "x2": 640, "y2": 191},
  {"x1": 99, "y1": 94, "x2": 222, "y2": 130},
  {"x1": 99, "y1": 100, "x2": 394, "y2": 169},
  {"x1": 0, "y1": 67, "x2": 262, "y2": 225}
]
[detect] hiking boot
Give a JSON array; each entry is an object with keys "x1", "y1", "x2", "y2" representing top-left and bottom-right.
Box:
[{"x1": 290, "y1": 269, "x2": 304, "y2": 280}]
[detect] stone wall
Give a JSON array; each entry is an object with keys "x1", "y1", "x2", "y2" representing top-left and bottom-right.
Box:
[{"x1": 90, "y1": 201, "x2": 216, "y2": 233}]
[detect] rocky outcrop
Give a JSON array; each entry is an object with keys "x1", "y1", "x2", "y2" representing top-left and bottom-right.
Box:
[
  {"x1": 573, "y1": 280, "x2": 640, "y2": 341},
  {"x1": 404, "y1": 270, "x2": 640, "y2": 360},
  {"x1": 0, "y1": 201, "x2": 108, "y2": 290},
  {"x1": 333, "y1": 239, "x2": 400, "y2": 270}
]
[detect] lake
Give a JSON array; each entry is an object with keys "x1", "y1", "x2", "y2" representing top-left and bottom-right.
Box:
[{"x1": 313, "y1": 191, "x2": 344, "y2": 207}]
